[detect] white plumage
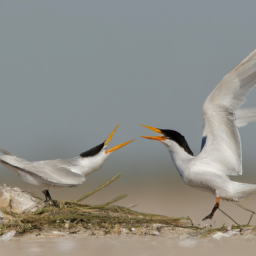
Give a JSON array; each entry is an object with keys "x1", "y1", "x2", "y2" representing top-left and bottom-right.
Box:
[
  {"x1": 0, "y1": 125, "x2": 134, "y2": 201},
  {"x1": 140, "y1": 49, "x2": 256, "y2": 220}
]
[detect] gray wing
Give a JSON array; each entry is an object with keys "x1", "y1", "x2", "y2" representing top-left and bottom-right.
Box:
[
  {"x1": 0, "y1": 155, "x2": 85, "y2": 186},
  {"x1": 234, "y1": 108, "x2": 256, "y2": 127},
  {"x1": 198, "y1": 49, "x2": 256, "y2": 175}
]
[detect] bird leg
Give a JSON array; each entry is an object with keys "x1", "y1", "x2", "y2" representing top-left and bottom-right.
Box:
[
  {"x1": 202, "y1": 197, "x2": 220, "y2": 221},
  {"x1": 235, "y1": 203, "x2": 256, "y2": 225},
  {"x1": 42, "y1": 189, "x2": 52, "y2": 202},
  {"x1": 42, "y1": 189, "x2": 58, "y2": 206}
]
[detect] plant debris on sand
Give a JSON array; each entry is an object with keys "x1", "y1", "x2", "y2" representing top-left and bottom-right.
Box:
[
  {"x1": 1, "y1": 201, "x2": 256, "y2": 239},
  {"x1": 0, "y1": 201, "x2": 191, "y2": 235},
  {"x1": 0, "y1": 174, "x2": 256, "y2": 239}
]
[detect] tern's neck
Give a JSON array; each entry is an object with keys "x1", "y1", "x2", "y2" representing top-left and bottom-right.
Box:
[
  {"x1": 164, "y1": 141, "x2": 194, "y2": 176},
  {"x1": 72, "y1": 151, "x2": 109, "y2": 176}
]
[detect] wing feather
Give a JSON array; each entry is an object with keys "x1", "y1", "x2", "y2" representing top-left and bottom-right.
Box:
[
  {"x1": 0, "y1": 155, "x2": 85, "y2": 186},
  {"x1": 198, "y1": 49, "x2": 256, "y2": 175},
  {"x1": 235, "y1": 108, "x2": 256, "y2": 127}
]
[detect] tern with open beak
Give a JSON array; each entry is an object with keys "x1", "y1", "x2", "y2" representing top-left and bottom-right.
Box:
[
  {"x1": 0, "y1": 124, "x2": 134, "y2": 202},
  {"x1": 140, "y1": 49, "x2": 256, "y2": 222}
]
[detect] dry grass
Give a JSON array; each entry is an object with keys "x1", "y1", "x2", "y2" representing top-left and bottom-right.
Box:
[{"x1": 0, "y1": 174, "x2": 255, "y2": 238}]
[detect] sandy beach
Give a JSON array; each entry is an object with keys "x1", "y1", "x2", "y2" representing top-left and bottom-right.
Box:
[{"x1": 1, "y1": 228, "x2": 256, "y2": 256}]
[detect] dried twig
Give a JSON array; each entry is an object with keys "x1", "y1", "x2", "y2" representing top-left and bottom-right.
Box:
[
  {"x1": 75, "y1": 174, "x2": 121, "y2": 203},
  {"x1": 187, "y1": 216, "x2": 194, "y2": 226},
  {"x1": 235, "y1": 203, "x2": 256, "y2": 225},
  {"x1": 96, "y1": 194, "x2": 127, "y2": 207},
  {"x1": 218, "y1": 208, "x2": 240, "y2": 226}
]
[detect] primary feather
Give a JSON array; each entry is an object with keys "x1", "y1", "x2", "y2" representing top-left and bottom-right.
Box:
[
  {"x1": 199, "y1": 49, "x2": 256, "y2": 176},
  {"x1": 235, "y1": 108, "x2": 256, "y2": 127}
]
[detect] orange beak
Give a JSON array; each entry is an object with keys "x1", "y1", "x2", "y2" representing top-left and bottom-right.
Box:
[
  {"x1": 104, "y1": 125, "x2": 135, "y2": 154},
  {"x1": 139, "y1": 124, "x2": 166, "y2": 141},
  {"x1": 140, "y1": 135, "x2": 166, "y2": 141},
  {"x1": 104, "y1": 124, "x2": 120, "y2": 147},
  {"x1": 105, "y1": 139, "x2": 135, "y2": 154}
]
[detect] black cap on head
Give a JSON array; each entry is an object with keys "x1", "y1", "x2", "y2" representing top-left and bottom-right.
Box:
[
  {"x1": 160, "y1": 129, "x2": 194, "y2": 156},
  {"x1": 80, "y1": 142, "x2": 105, "y2": 157}
]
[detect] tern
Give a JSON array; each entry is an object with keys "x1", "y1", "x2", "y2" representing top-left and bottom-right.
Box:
[
  {"x1": 140, "y1": 49, "x2": 256, "y2": 221},
  {"x1": 0, "y1": 125, "x2": 134, "y2": 202}
]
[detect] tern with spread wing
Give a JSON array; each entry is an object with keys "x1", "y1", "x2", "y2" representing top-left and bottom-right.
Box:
[
  {"x1": 0, "y1": 125, "x2": 134, "y2": 202},
  {"x1": 140, "y1": 49, "x2": 256, "y2": 221}
]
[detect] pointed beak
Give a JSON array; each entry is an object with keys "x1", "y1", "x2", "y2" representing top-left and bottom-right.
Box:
[
  {"x1": 105, "y1": 139, "x2": 135, "y2": 154},
  {"x1": 139, "y1": 124, "x2": 166, "y2": 141},
  {"x1": 140, "y1": 135, "x2": 166, "y2": 141},
  {"x1": 104, "y1": 124, "x2": 120, "y2": 146},
  {"x1": 139, "y1": 124, "x2": 163, "y2": 134},
  {"x1": 104, "y1": 124, "x2": 134, "y2": 154}
]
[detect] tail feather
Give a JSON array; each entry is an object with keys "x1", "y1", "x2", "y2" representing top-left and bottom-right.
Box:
[
  {"x1": 230, "y1": 182, "x2": 256, "y2": 202},
  {"x1": 0, "y1": 147, "x2": 11, "y2": 155},
  {"x1": 235, "y1": 108, "x2": 256, "y2": 127}
]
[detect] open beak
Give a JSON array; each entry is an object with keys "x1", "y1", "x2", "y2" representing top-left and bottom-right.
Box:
[
  {"x1": 105, "y1": 139, "x2": 135, "y2": 154},
  {"x1": 104, "y1": 124, "x2": 135, "y2": 154},
  {"x1": 139, "y1": 124, "x2": 166, "y2": 141},
  {"x1": 104, "y1": 124, "x2": 120, "y2": 147}
]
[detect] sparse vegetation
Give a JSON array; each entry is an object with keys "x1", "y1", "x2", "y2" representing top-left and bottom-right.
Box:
[{"x1": 0, "y1": 174, "x2": 255, "y2": 238}]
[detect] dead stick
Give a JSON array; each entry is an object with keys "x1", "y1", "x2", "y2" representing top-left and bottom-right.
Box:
[
  {"x1": 218, "y1": 208, "x2": 240, "y2": 226},
  {"x1": 235, "y1": 203, "x2": 255, "y2": 225},
  {"x1": 187, "y1": 216, "x2": 194, "y2": 226},
  {"x1": 73, "y1": 218, "x2": 81, "y2": 224},
  {"x1": 96, "y1": 194, "x2": 127, "y2": 207},
  {"x1": 247, "y1": 213, "x2": 254, "y2": 225},
  {"x1": 75, "y1": 174, "x2": 121, "y2": 203},
  {"x1": 235, "y1": 203, "x2": 256, "y2": 214}
]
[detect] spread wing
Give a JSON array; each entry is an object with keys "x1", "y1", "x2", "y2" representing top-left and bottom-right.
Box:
[
  {"x1": 234, "y1": 108, "x2": 256, "y2": 127},
  {"x1": 0, "y1": 155, "x2": 85, "y2": 186},
  {"x1": 198, "y1": 49, "x2": 256, "y2": 175}
]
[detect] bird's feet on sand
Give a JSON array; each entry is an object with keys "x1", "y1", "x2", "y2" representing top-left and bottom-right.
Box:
[{"x1": 44, "y1": 199, "x2": 58, "y2": 207}]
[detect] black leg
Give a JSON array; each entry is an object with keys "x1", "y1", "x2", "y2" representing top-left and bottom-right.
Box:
[
  {"x1": 202, "y1": 197, "x2": 220, "y2": 221},
  {"x1": 42, "y1": 189, "x2": 48, "y2": 202},
  {"x1": 46, "y1": 189, "x2": 52, "y2": 201},
  {"x1": 42, "y1": 189, "x2": 52, "y2": 202}
]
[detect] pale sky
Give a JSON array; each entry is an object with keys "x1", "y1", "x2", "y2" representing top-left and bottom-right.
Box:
[{"x1": 1, "y1": 1, "x2": 256, "y2": 183}]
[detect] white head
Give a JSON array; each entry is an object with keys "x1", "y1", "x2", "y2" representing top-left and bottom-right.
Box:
[{"x1": 77, "y1": 124, "x2": 134, "y2": 176}]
